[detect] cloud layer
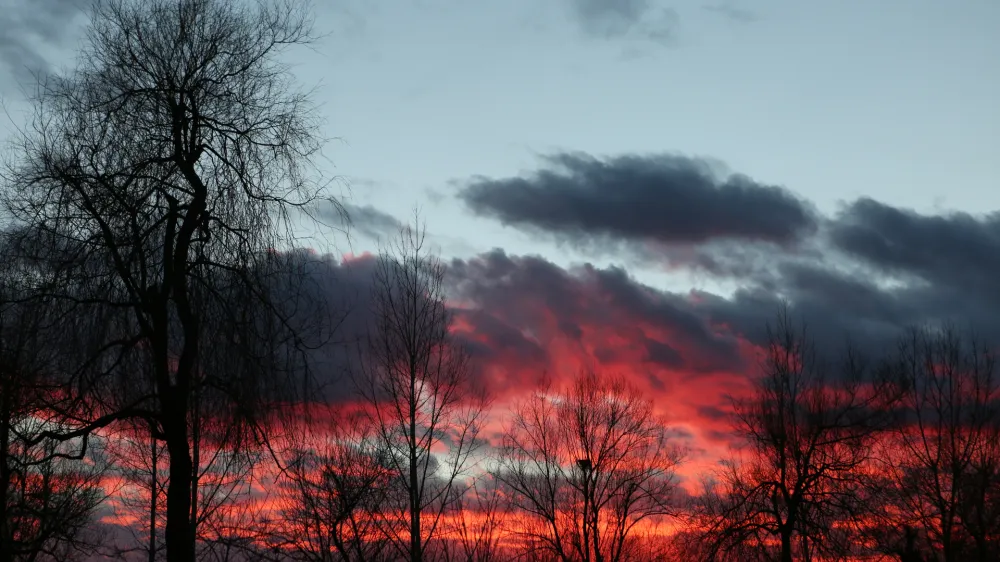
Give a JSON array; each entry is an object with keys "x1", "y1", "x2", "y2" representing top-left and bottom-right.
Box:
[
  {"x1": 459, "y1": 152, "x2": 817, "y2": 252},
  {"x1": 0, "y1": 0, "x2": 90, "y2": 89},
  {"x1": 300, "y1": 157, "x2": 1000, "y2": 466},
  {"x1": 568, "y1": 0, "x2": 678, "y2": 44},
  {"x1": 451, "y1": 148, "x2": 1000, "y2": 414}
]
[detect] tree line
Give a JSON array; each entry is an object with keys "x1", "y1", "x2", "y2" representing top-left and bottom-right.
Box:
[{"x1": 0, "y1": 1, "x2": 997, "y2": 561}]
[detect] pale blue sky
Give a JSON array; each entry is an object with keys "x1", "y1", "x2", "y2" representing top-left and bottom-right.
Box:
[
  {"x1": 2, "y1": 0, "x2": 998, "y2": 290},
  {"x1": 296, "y1": 0, "x2": 1000, "y2": 291}
]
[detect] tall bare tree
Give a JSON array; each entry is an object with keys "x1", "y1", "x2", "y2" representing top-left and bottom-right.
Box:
[
  {"x1": 357, "y1": 223, "x2": 489, "y2": 562},
  {"x1": 0, "y1": 1, "x2": 333, "y2": 561},
  {"x1": 494, "y1": 371, "x2": 683, "y2": 562},
  {"x1": 693, "y1": 310, "x2": 893, "y2": 562},
  {"x1": 876, "y1": 327, "x2": 1000, "y2": 562}
]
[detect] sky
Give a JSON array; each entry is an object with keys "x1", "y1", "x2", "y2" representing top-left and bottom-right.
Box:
[
  {"x1": 306, "y1": 0, "x2": 1000, "y2": 264},
  {"x1": 2, "y1": 0, "x2": 1000, "y2": 481}
]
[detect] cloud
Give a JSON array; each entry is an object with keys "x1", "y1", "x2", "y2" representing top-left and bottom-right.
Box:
[
  {"x1": 318, "y1": 202, "x2": 405, "y2": 241},
  {"x1": 458, "y1": 149, "x2": 1000, "y2": 367},
  {"x1": 0, "y1": 0, "x2": 91, "y2": 90},
  {"x1": 270, "y1": 250, "x2": 382, "y2": 404},
  {"x1": 830, "y1": 198, "x2": 1000, "y2": 301},
  {"x1": 288, "y1": 244, "x2": 753, "y2": 447},
  {"x1": 294, "y1": 202, "x2": 1000, "y2": 437},
  {"x1": 444, "y1": 249, "x2": 761, "y2": 466},
  {"x1": 283, "y1": 184, "x2": 1000, "y2": 486},
  {"x1": 452, "y1": 307, "x2": 549, "y2": 369},
  {"x1": 447, "y1": 249, "x2": 748, "y2": 391},
  {"x1": 703, "y1": 3, "x2": 758, "y2": 24},
  {"x1": 567, "y1": 0, "x2": 678, "y2": 44},
  {"x1": 458, "y1": 152, "x2": 817, "y2": 254}
]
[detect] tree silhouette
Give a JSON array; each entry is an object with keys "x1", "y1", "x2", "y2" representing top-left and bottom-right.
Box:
[
  {"x1": 444, "y1": 474, "x2": 507, "y2": 562},
  {"x1": 0, "y1": 239, "x2": 106, "y2": 562},
  {"x1": 876, "y1": 327, "x2": 1000, "y2": 562},
  {"x1": 693, "y1": 310, "x2": 893, "y2": 562},
  {"x1": 276, "y1": 409, "x2": 394, "y2": 562},
  {"x1": 494, "y1": 371, "x2": 683, "y2": 562},
  {"x1": 0, "y1": 1, "x2": 333, "y2": 561},
  {"x1": 356, "y1": 222, "x2": 489, "y2": 562},
  {"x1": 107, "y1": 419, "x2": 168, "y2": 562}
]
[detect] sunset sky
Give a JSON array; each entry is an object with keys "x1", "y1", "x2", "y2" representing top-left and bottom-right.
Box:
[{"x1": 3, "y1": 0, "x2": 1000, "y2": 490}]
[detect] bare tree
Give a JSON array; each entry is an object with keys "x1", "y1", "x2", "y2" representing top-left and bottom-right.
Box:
[
  {"x1": 876, "y1": 327, "x2": 1000, "y2": 562},
  {"x1": 958, "y1": 437, "x2": 1000, "y2": 562},
  {"x1": 494, "y1": 371, "x2": 683, "y2": 562},
  {"x1": 1, "y1": 433, "x2": 107, "y2": 562},
  {"x1": 693, "y1": 310, "x2": 893, "y2": 562},
  {"x1": 275, "y1": 409, "x2": 394, "y2": 562},
  {"x1": 0, "y1": 243, "x2": 107, "y2": 562},
  {"x1": 445, "y1": 474, "x2": 507, "y2": 562},
  {"x1": 197, "y1": 493, "x2": 279, "y2": 562},
  {"x1": 357, "y1": 223, "x2": 489, "y2": 562},
  {"x1": 190, "y1": 304, "x2": 276, "y2": 562},
  {"x1": 107, "y1": 420, "x2": 168, "y2": 562},
  {"x1": 0, "y1": 1, "x2": 334, "y2": 561}
]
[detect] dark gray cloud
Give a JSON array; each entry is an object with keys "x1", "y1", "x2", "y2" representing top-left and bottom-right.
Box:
[
  {"x1": 442, "y1": 240, "x2": 1000, "y2": 388},
  {"x1": 288, "y1": 249, "x2": 551, "y2": 403},
  {"x1": 568, "y1": 0, "x2": 678, "y2": 44},
  {"x1": 670, "y1": 200, "x2": 1000, "y2": 360},
  {"x1": 457, "y1": 149, "x2": 1000, "y2": 369},
  {"x1": 292, "y1": 185, "x2": 1000, "y2": 404},
  {"x1": 830, "y1": 198, "x2": 1000, "y2": 302},
  {"x1": 451, "y1": 308, "x2": 549, "y2": 370},
  {"x1": 440, "y1": 247, "x2": 891, "y2": 380},
  {"x1": 265, "y1": 249, "x2": 381, "y2": 404},
  {"x1": 319, "y1": 202, "x2": 405, "y2": 241},
  {"x1": 448, "y1": 249, "x2": 746, "y2": 378},
  {"x1": 459, "y1": 152, "x2": 817, "y2": 252},
  {"x1": 0, "y1": 0, "x2": 91, "y2": 90}
]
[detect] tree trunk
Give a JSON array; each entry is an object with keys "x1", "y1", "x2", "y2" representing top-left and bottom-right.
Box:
[
  {"x1": 975, "y1": 536, "x2": 988, "y2": 562},
  {"x1": 0, "y1": 397, "x2": 12, "y2": 562},
  {"x1": 780, "y1": 529, "x2": 793, "y2": 562},
  {"x1": 149, "y1": 436, "x2": 158, "y2": 562},
  {"x1": 592, "y1": 502, "x2": 602, "y2": 562},
  {"x1": 164, "y1": 413, "x2": 194, "y2": 562},
  {"x1": 942, "y1": 525, "x2": 954, "y2": 562},
  {"x1": 410, "y1": 369, "x2": 421, "y2": 562},
  {"x1": 581, "y1": 478, "x2": 590, "y2": 562},
  {"x1": 410, "y1": 420, "x2": 421, "y2": 561},
  {"x1": 190, "y1": 387, "x2": 201, "y2": 558}
]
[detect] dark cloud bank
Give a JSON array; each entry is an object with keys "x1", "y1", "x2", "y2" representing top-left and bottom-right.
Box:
[
  {"x1": 443, "y1": 151, "x2": 1000, "y2": 378},
  {"x1": 284, "y1": 153, "x2": 998, "y2": 408},
  {"x1": 461, "y1": 152, "x2": 817, "y2": 247}
]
